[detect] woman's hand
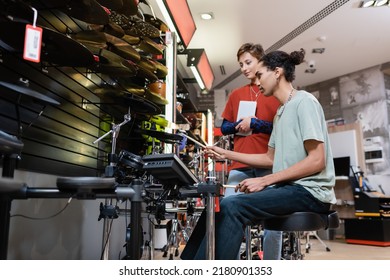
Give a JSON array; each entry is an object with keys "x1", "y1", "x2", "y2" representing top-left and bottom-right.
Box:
[
  {"x1": 235, "y1": 116, "x2": 255, "y2": 133},
  {"x1": 205, "y1": 145, "x2": 228, "y2": 160}
]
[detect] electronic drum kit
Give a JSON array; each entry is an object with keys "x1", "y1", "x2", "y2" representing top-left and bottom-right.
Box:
[{"x1": 0, "y1": 117, "x2": 225, "y2": 260}]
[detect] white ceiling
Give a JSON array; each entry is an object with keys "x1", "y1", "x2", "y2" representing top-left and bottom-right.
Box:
[{"x1": 148, "y1": 0, "x2": 390, "y2": 93}]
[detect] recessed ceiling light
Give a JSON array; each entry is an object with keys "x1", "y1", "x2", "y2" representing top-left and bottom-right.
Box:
[
  {"x1": 361, "y1": 0, "x2": 376, "y2": 8},
  {"x1": 305, "y1": 68, "x2": 316, "y2": 74},
  {"x1": 317, "y1": 35, "x2": 326, "y2": 42},
  {"x1": 312, "y1": 48, "x2": 325, "y2": 54},
  {"x1": 375, "y1": 0, "x2": 388, "y2": 6},
  {"x1": 200, "y1": 12, "x2": 214, "y2": 20}
]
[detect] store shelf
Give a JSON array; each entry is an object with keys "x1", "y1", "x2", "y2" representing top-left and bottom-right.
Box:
[{"x1": 176, "y1": 70, "x2": 198, "y2": 112}]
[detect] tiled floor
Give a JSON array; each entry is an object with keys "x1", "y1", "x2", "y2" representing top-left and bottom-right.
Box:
[{"x1": 151, "y1": 237, "x2": 390, "y2": 260}]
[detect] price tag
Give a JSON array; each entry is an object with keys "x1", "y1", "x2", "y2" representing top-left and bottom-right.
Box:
[
  {"x1": 23, "y1": 24, "x2": 42, "y2": 63},
  {"x1": 165, "y1": 31, "x2": 172, "y2": 45}
]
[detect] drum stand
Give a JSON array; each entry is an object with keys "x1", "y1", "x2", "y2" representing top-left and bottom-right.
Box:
[
  {"x1": 162, "y1": 212, "x2": 185, "y2": 259},
  {"x1": 162, "y1": 201, "x2": 199, "y2": 259},
  {"x1": 93, "y1": 110, "x2": 132, "y2": 177},
  {"x1": 93, "y1": 110, "x2": 135, "y2": 260},
  {"x1": 188, "y1": 147, "x2": 205, "y2": 183},
  {"x1": 1, "y1": 108, "x2": 145, "y2": 260},
  {"x1": 183, "y1": 138, "x2": 222, "y2": 260},
  {"x1": 197, "y1": 167, "x2": 221, "y2": 259},
  {"x1": 0, "y1": 131, "x2": 23, "y2": 259}
]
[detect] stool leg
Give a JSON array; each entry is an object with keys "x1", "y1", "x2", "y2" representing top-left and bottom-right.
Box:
[
  {"x1": 245, "y1": 225, "x2": 252, "y2": 260},
  {"x1": 305, "y1": 232, "x2": 311, "y2": 253},
  {"x1": 294, "y1": 231, "x2": 304, "y2": 260},
  {"x1": 281, "y1": 232, "x2": 304, "y2": 260},
  {"x1": 311, "y1": 231, "x2": 331, "y2": 252},
  {"x1": 149, "y1": 220, "x2": 154, "y2": 260}
]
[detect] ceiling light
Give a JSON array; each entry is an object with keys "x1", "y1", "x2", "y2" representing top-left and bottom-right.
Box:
[
  {"x1": 359, "y1": 0, "x2": 390, "y2": 7},
  {"x1": 187, "y1": 49, "x2": 215, "y2": 92},
  {"x1": 200, "y1": 12, "x2": 214, "y2": 20},
  {"x1": 375, "y1": 0, "x2": 388, "y2": 6},
  {"x1": 305, "y1": 68, "x2": 316, "y2": 74},
  {"x1": 312, "y1": 48, "x2": 325, "y2": 54},
  {"x1": 317, "y1": 35, "x2": 327, "y2": 42},
  {"x1": 156, "y1": 0, "x2": 196, "y2": 49},
  {"x1": 360, "y1": 0, "x2": 376, "y2": 7}
]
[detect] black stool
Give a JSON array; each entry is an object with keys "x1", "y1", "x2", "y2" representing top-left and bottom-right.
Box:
[{"x1": 261, "y1": 211, "x2": 339, "y2": 260}]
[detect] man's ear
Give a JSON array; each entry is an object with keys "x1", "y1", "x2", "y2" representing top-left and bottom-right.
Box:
[
  {"x1": 274, "y1": 67, "x2": 280, "y2": 76},
  {"x1": 274, "y1": 67, "x2": 284, "y2": 79}
]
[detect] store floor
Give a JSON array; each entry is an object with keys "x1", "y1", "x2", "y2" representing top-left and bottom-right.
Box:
[
  {"x1": 150, "y1": 237, "x2": 390, "y2": 260},
  {"x1": 302, "y1": 238, "x2": 390, "y2": 260}
]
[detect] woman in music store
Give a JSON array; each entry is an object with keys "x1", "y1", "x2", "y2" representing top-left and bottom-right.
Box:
[{"x1": 220, "y1": 43, "x2": 282, "y2": 260}]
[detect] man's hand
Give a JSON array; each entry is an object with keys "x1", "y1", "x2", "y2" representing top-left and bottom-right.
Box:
[{"x1": 236, "y1": 175, "x2": 273, "y2": 193}]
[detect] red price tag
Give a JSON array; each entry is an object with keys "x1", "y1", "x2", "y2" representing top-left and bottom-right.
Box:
[{"x1": 23, "y1": 24, "x2": 42, "y2": 63}]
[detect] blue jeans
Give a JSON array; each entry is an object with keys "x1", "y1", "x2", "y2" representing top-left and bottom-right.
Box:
[
  {"x1": 181, "y1": 184, "x2": 330, "y2": 260},
  {"x1": 225, "y1": 168, "x2": 282, "y2": 260}
]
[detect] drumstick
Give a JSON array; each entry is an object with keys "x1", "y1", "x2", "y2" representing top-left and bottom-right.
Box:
[
  {"x1": 182, "y1": 133, "x2": 221, "y2": 157},
  {"x1": 223, "y1": 184, "x2": 237, "y2": 189}
]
